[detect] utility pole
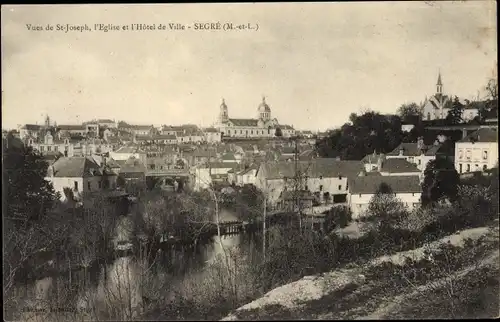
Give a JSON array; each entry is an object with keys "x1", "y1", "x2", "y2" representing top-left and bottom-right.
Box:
[{"x1": 263, "y1": 177, "x2": 267, "y2": 263}]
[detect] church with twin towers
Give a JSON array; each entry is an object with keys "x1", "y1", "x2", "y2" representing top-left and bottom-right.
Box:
[{"x1": 215, "y1": 96, "x2": 296, "y2": 138}]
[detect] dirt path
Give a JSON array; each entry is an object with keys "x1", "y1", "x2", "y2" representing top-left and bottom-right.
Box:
[{"x1": 359, "y1": 249, "x2": 500, "y2": 320}]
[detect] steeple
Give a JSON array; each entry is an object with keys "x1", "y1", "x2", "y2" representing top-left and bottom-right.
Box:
[
  {"x1": 219, "y1": 98, "x2": 228, "y2": 124},
  {"x1": 436, "y1": 70, "x2": 443, "y2": 95}
]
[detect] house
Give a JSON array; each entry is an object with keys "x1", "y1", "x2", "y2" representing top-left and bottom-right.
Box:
[
  {"x1": 347, "y1": 175, "x2": 422, "y2": 219},
  {"x1": 57, "y1": 124, "x2": 88, "y2": 136},
  {"x1": 193, "y1": 162, "x2": 240, "y2": 191},
  {"x1": 222, "y1": 152, "x2": 242, "y2": 164},
  {"x1": 96, "y1": 119, "x2": 118, "y2": 129},
  {"x1": 130, "y1": 125, "x2": 154, "y2": 136},
  {"x1": 115, "y1": 158, "x2": 146, "y2": 183},
  {"x1": 363, "y1": 152, "x2": 421, "y2": 177},
  {"x1": 236, "y1": 165, "x2": 258, "y2": 186},
  {"x1": 255, "y1": 159, "x2": 364, "y2": 205},
  {"x1": 454, "y1": 128, "x2": 498, "y2": 174},
  {"x1": 19, "y1": 124, "x2": 43, "y2": 139},
  {"x1": 386, "y1": 138, "x2": 440, "y2": 172},
  {"x1": 135, "y1": 134, "x2": 177, "y2": 145},
  {"x1": 203, "y1": 127, "x2": 222, "y2": 143},
  {"x1": 109, "y1": 146, "x2": 147, "y2": 165},
  {"x1": 27, "y1": 130, "x2": 77, "y2": 157},
  {"x1": 46, "y1": 156, "x2": 118, "y2": 203}
]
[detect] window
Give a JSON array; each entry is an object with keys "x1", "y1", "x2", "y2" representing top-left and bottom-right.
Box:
[
  {"x1": 466, "y1": 164, "x2": 471, "y2": 172},
  {"x1": 466, "y1": 150, "x2": 471, "y2": 160},
  {"x1": 251, "y1": 130, "x2": 253, "y2": 134},
  {"x1": 459, "y1": 164, "x2": 463, "y2": 173},
  {"x1": 240, "y1": 130, "x2": 242, "y2": 134},
  {"x1": 359, "y1": 194, "x2": 362, "y2": 197},
  {"x1": 319, "y1": 175, "x2": 323, "y2": 180},
  {"x1": 338, "y1": 185, "x2": 342, "y2": 190},
  {"x1": 54, "y1": 146, "x2": 58, "y2": 152},
  {"x1": 338, "y1": 175, "x2": 342, "y2": 180},
  {"x1": 98, "y1": 181, "x2": 102, "y2": 189},
  {"x1": 418, "y1": 159, "x2": 421, "y2": 165},
  {"x1": 459, "y1": 150, "x2": 463, "y2": 159},
  {"x1": 483, "y1": 165, "x2": 487, "y2": 171},
  {"x1": 74, "y1": 181, "x2": 78, "y2": 191},
  {"x1": 427, "y1": 112, "x2": 431, "y2": 120},
  {"x1": 87, "y1": 181, "x2": 91, "y2": 191},
  {"x1": 47, "y1": 146, "x2": 52, "y2": 151},
  {"x1": 319, "y1": 185, "x2": 323, "y2": 191},
  {"x1": 305, "y1": 185, "x2": 308, "y2": 191},
  {"x1": 483, "y1": 150, "x2": 488, "y2": 160},
  {"x1": 40, "y1": 146, "x2": 44, "y2": 152},
  {"x1": 475, "y1": 164, "x2": 479, "y2": 171},
  {"x1": 228, "y1": 130, "x2": 231, "y2": 135}
]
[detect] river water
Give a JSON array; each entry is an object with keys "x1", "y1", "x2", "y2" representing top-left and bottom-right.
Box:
[{"x1": 19, "y1": 207, "x2": 265, "y2": 321}]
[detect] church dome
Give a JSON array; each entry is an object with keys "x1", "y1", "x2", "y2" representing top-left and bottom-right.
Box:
[
  {"x1": 220, "y1": 98, "x2": 228, "y2": 109},
  {"x1": 258, "y1": 96, "x2": 271, "y2": 113}
]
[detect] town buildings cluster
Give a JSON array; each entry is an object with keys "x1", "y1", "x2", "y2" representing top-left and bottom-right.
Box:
[{"x1": 5, "y1": 76, "x2": 498, "y2": 217}]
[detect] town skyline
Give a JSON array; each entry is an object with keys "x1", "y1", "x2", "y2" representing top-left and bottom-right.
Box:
[{"x1": 1, "y1": 2, "x2": 497, "y2": 131}]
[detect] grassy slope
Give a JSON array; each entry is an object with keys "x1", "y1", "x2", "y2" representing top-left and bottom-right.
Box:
[{"x1": 223, "y1": 225, "x2": 499, "y2": 320}]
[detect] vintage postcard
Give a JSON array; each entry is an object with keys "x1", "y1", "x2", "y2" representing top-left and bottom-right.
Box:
[{"x1": 2, "y1": 2, "x2": 498, "y2": 321}]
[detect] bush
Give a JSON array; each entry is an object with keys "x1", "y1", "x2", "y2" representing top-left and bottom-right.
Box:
[{"x1": 324, "y1": 206, "x2": 352, "y2": 231}]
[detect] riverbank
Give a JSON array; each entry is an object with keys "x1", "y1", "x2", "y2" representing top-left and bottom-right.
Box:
[{"x1": 222, "y1": 225, "x2": 499, "y2": 320}]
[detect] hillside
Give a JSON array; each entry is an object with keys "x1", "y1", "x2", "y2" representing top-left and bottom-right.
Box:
[{"x1": 222, "y1": 225, "x2": 499, "y2": 320}]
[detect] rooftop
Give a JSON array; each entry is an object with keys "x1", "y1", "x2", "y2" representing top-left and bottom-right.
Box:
[
  {"x1": 50, "y1": 157, "x2": 103, "y2": 178},
  {"x1": 259, "y1": 158, "x2": 363, "y2": 180},
  {"x1": 458, "y1": 128, "x2": 498, "y2": 143},
  {"x1": 380, "y1": 158, "x2": 420, "y2": 173},
  {"x1": 349, "y1": 175, "x2": 421, "y2": 194}
]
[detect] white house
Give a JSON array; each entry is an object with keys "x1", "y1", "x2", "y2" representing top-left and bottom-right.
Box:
[
  {"x1": 109, "y1": 146, "x2": 147, "y2": 165},
  {"x1": 193, "y1": 162, "x2": 240, "y2": 191},
  {"x1": 347, "y1": 175, "x2": 422, "y2": 219},
  {"x1": 255, "y1": 159, "x2": 363, "y2": 205},
  {"x1": 203, "y1": 128, "x2": 222, "y2": 143},
  {"x1": 454, "y1": 128, "x2": 498, "y2": 174},
  {"x1": 362, "y1": 153, "x2": 421, "y2": 178},
  {"x1": 46, "y1": 156, "x2": 118, "y2": 203},
  {"x1": 236, "y1": 166, "x2": 258, "y2": 186},
  {"x1": 386, "y1": 139, "x2": 440, "y2": 172}
]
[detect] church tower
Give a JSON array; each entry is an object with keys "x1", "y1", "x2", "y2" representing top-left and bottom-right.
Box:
[
  {"x1": 219, "y1": 98, "x2": 229, "y2": 124},
  {"x1": 258, "y1": 96, "x2": 271, "y2": 122},
  {"x1": 436, "y1": 71, "x2": 443, "y2": 95},
  {"x1": 44, "y1": 114, "x2": 51, "y2": 128}
]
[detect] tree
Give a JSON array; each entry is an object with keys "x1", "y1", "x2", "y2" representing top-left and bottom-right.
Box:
[
  {"x1": 316, "y1": 111, "x2": 403, "y2": 160},
  {"x1": 364, "y1": 183, "x2": 408, "y2": 230},
  {"x1": 397, "y1": 102, "x2": 423, "y2": 122},
  {"x1": 3, "y1": 134, "x2": 57, "y2": 224},
  {"x1": 446, "y1": 96, "x2": 464, "y2": 124},
  {"x1": 275, "y1": 127, "x2": 283, "y2": 137},
  {"x1": 421, "y1": 158, "x2": 460, "y2": 206}
]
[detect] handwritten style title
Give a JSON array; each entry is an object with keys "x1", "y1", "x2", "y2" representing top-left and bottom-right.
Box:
[{"x1": 25, "y1": 22, "x2": 259, "y2": 33}]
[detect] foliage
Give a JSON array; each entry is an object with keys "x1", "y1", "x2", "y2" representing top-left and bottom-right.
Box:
[
  {"x1": 324, "y1": 206, "x2": 352, "y2": 231},
  {"x1": 315, "y1": 111, "x2": 403, "y2": 160},
  {"x1": 446, "y1": 96, "x2": 464, "y2": 124},
  {"x1": 397, "y1": 102, "x2": 423, "y2": 122},
  {"x1": 421, "y1": 158, "x2": 460, "y2": 206}
]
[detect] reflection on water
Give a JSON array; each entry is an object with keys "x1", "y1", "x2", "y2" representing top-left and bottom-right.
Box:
[{"x1": 26, "y1": 208, "x2": 264, "y2": 320}]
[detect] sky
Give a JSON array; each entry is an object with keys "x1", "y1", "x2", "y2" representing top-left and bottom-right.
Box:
[{"x1": 1, "y1": 2, "x2": 497, "y2": 131}]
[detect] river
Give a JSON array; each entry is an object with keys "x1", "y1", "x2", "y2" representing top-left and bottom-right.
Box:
[{"x1": 17, "y1": 207, "x2": 265, "y2": 321}]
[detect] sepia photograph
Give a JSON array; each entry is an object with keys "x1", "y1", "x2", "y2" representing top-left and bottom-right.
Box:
[{"x1": 1, "y1": 2, "x2": 498, "y2": 321}]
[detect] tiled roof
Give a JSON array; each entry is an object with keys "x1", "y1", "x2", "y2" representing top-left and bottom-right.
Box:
[
  {"x1": 58, "y1": 125, "x2": 87, "y2": 131},
  {"x1": 115, "y1": 158, "x2": 146, "y2": 173},
  {"x1": 280, "y1": 124, "x2": 295, "y2": 130},
  {"x1": 204, "y1": 127, "x2": 219, "y2": 133},
  {"x1": 349, "y1": 175, "x2": 421, "y2": 194},
  {"x1": 222, "y1": 152, "x2": 236, "y2": 160},
  {"x1": 380, "y1": 158, "x2": 420, "y2": 173},
  {"x1": 21, "y1": 124, "x2": 42, "y2": 131},
  {"x1": 259, "y1": 159, "x2": 363, "y2": 180},
  {"x1": 131, "y1": 125, "x2": 153, "y2": 130},
  {"x1": 458, "y1": 128, "x2": 498, "y2": 143},
  {"x1": 207, "y1": 162, "x2": 239, "y2": 169},
  {"x1": 387, "y1": 143, "x2": 440, "y2": 157},
  {"x1": 114, "y1": 146, "x2": 146, "y2": 154},
  {"x1": 51, "y1": 157, "x2": 103, "y2": 178},
  {"x1": 228, "y1": 118, "x2": 259, "y2": 127}
]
